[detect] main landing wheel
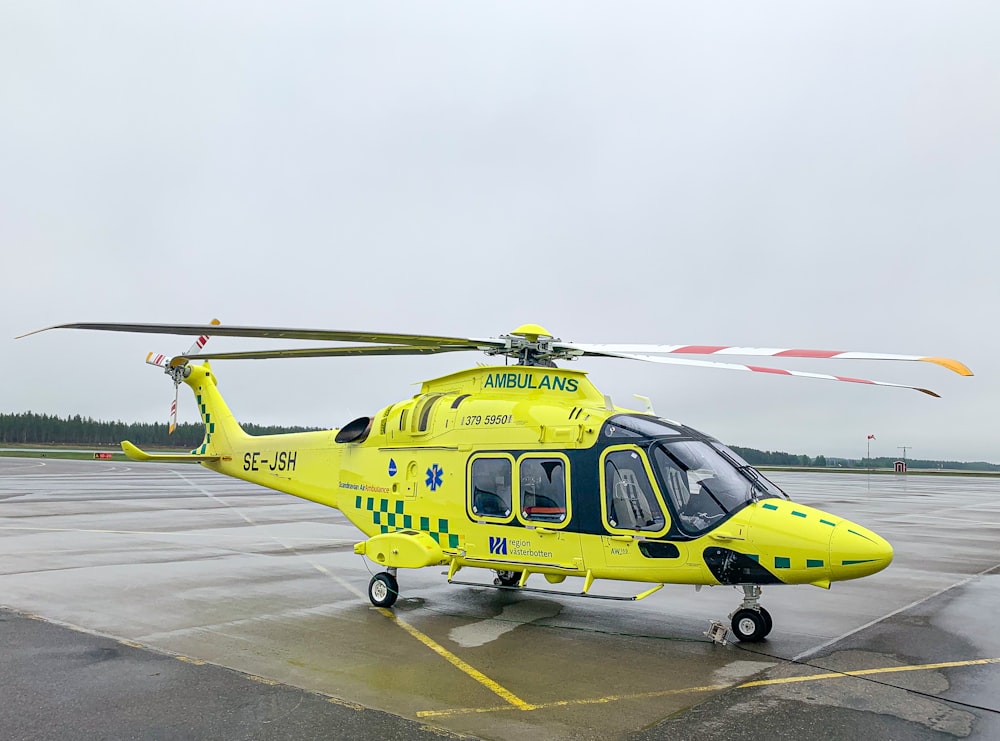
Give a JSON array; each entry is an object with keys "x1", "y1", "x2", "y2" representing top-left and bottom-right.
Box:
[
  {"x1": 494, "y1": 570, "x2": 521, "y2": 587},
  {"x1": 368, "y1": 572, "x2": 399, "y2": 608},
  {"x1": 731, "y1": 608, "x2": 771, "y2": 642}
]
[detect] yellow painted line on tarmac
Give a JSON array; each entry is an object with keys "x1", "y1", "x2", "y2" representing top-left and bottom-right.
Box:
[
  {"x1": 176, "y1": 655, "x2": 207, "y2": 666},
  {"x1": 377, "y1": 607, "x2": 535, "y2": 711},
  {"x1": 246, "y1": 674, "x2": 282, "y2": 686},
  {"x1": 304, "y1": 558, "x2": 532, "y2": 712},
  {"x1": 417, "y1": 656, "x2": 1000, "y2": 719},
  {"x1": 417, "y1": 682, "x2": 727, "y2": 719},
  {"x1": 327, "y1": 697, "x2": 366, "y2": 711},
  {"x1": 739, "y1": 656, "x2": 1000, "y2": 688}
]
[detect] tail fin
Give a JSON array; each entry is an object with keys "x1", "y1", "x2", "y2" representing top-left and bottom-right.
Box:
[{"x1": 181, "y1": 361, "x2": 249, "y2": 456}]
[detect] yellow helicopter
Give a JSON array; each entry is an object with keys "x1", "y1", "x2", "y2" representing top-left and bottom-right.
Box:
[{"x1": 21, "y1": 322, "x2": 973, "y2": 642}]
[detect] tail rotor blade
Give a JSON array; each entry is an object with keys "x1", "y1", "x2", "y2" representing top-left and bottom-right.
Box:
[
  {"x1": 185, "y1": 318, "x2": 221, "y2": 356},
  {"x1": 169, "y1": 383, "x2": 179, "y2": 435},
  {"x1": 150, "y1": 319, "x2": 219, "y2": 435}
]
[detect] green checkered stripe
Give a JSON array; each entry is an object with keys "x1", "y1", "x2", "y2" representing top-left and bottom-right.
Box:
[
  {"x1": 356, "y1": 495, "x2": 460, "y2": 548},
  {"x1": 749, "y1": 501, "x2": 838, "y2": 570},
  {"x1": 191, "y1": 394, "x2": 216, "y2": 455}
]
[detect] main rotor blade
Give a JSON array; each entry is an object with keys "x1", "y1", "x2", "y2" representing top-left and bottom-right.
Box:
[
  {"x1": 557, "y1": 342, "x2": 973, "y2": 376},
  {"x1": 586, "y1": 350, "x2": 942, "y2": 396},
  {"x1": 18, "y1": 322, "x2": 488, "y2": 349},
  {"x1": 172, "y1": 344, "x2": 474, "y2": 364}
]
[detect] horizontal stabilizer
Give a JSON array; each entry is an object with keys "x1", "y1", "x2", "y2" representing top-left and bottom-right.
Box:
[{"x1": 121, "y1": 440, "x2": 220, "y2": 463}]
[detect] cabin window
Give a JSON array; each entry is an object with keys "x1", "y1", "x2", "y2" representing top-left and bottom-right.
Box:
[
  {"x1": 519, "y1": 457, "x2": 567, "y2": 523},
  {"x1": 470, "y1": 457, "x2": 513, "y2": 520},
  {"x1": 603, "y1": 448, "x2": 666, "y2": 532}
]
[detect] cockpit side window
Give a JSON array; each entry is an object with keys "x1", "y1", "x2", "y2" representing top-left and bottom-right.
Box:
[
  {"x1": 603, "y1": 448, "x2": 667, "y2": 533},
  {"x1": 652, "y1": 442, "x2": 752, "y2": 535}
]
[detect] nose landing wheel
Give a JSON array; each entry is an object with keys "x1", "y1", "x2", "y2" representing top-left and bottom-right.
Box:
[
  {"x1": 729, "y1": 585, "x2": 773, "y2": 642},
  {"x1": 731, "y1": 606, "x2": 772, "y2": 642}
]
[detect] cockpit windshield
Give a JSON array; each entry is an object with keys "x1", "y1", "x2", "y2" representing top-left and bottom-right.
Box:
[
  {"x1": 709, "y1": 441, "x2": 787, "y2": 501},
  {"x1": 650, "y1": 439, "x2": 784, "y2": 535}
]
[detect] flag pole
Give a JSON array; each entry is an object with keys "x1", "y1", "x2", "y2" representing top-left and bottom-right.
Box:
[{"x1": 866, "y1": 434, "x2": 875, "y2": 492}]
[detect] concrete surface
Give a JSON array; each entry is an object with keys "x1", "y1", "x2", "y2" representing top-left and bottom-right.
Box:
[{"x1": 2, "y1": 459, "x2": 998, "y2": 739}]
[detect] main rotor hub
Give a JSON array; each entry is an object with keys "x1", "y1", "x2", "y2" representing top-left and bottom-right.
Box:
[{"x1": 485, "y1": 324, "x2": 578, "y2": 367}]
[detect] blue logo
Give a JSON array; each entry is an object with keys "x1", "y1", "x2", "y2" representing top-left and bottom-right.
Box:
[
  {"x1": 489, "y1": 536, "x2": 507, "y2": 555},
  {"x1": 425, "y1": 463, "x2": 444, "y2": 491},
  {"x1": 388, "y1": 459, "x2": 397, "y2": 477}
]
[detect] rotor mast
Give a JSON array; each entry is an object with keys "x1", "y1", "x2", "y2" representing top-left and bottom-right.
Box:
[{"x1": 489, "y1": 324, "x2": 566, "y2": 367}]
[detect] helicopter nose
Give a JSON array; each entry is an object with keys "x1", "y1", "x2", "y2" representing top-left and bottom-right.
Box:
[{"x1": 829, "y1": 521, "x2": 894, "y2": 581}]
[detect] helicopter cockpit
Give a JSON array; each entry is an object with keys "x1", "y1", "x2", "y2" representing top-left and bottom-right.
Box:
[{"x1": 603, "y1": 415, "x2": 788, "y2": 536}]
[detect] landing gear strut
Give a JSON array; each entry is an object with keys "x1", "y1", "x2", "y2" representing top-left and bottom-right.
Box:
[
  {"x1": 729, "y1": 584, "x2": 772, "y2": 642},
  {"x1": 368, "y1": 568, "x2": 399, "y2": 608},
  {"x1": 493, "y1": 570, "x2": 521, "y2": 587}
]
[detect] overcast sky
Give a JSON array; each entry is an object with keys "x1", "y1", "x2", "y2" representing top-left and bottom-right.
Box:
[{"x1": 3, "y1": 2, "x2": 998, "y2": 462}]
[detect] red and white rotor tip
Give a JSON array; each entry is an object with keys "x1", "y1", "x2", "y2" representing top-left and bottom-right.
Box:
[{"x1": 147, "y1": 319, "x2": 220, "y2": 434}]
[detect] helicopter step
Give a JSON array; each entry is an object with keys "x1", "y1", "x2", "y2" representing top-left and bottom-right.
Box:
[
  {"x1": 448, "y1": 567, "x2": 664, "y2": 602},
  {"x1": 447, "y1": 576, "x2": 664, "y2": 602}
]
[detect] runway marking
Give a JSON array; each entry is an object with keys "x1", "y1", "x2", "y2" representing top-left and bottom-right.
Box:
[
  {"x1": 418, "y1": 682, "x2": 729, "y2": 718},
  {"x1": 416, "y1": 656, "x2": 1000, "y2": 718},
  {"x1": 0, "y1": 526, "x2": 168, "y2": 535},
  {"x1": 379, "y1": 607, "x2": 535, "y2": 711},
  {"x1": 327, "y1": 697, "x2": 366, "y2": 711},
  {"x1": 171, "y1": 469, "x2": 530, "y2": 712},
  {"x1": 740, "y1": 656, "x2": 1000, "y2": 687},
  {"x1": 176, "y1": 655, "x2": 207, "y2": 666},
  {"x1": 793, "y1": 561, "x2": 1000, "y2": 661},
  {"x1": 0, "y1": 524, "x2": 352, "y2": 547},
  {"x1": 246, "y1": 674, "x2": 282, "y2": 686}
]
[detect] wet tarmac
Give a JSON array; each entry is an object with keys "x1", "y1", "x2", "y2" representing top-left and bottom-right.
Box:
[{"x1": 2, "y1": 458, "x2": 998, "y2": 739}]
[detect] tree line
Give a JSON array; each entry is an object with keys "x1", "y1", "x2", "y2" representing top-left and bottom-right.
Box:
[
  {"x1": 2, "y1": 411, "x2": 997, "y2": 470},
  {"x1": 729, "y1": 445, "x2": 1000, "y2": 472},
  {"x1": 0, "y1": 412, "x2": 319, "y2": 448}
]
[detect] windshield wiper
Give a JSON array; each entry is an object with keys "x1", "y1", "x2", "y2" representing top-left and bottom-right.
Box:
[
  {"x1": 739, "y1": 465, "x2": 786, "y2": 500},
  {"x1": 700, "y1": 484, "x2": 729, "y2": 514}
]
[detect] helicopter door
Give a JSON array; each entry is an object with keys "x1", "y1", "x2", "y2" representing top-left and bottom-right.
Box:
[{"x1": 600, "y1": 447, "x2": 684, "y2": 570}]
